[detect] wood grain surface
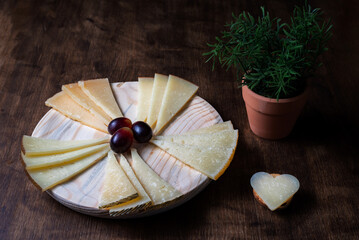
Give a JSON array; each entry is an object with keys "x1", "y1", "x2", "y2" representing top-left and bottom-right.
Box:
[{"x1": 1, "y1": 0, "x2": 358, "y2": 239}]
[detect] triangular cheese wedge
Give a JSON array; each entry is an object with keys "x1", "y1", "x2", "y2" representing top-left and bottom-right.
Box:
[
  {"x1": 110, "y1": 154, "x2": 152, "y2": 216},
  {"x1": 79, "y1": 78, "x2": 123, "y2": 119},
  {"x1": 22, "y1": 135, "x2": 109, "y2": 156},
  {"x1": 62, "y1": 83, "x2": 112, "y2": 125},
  {"x1": 45, "y1": 91, "x2": 108, "y2": 133},
  {"x1": 151, "y1": 135, "x2": 238, "y2": 180},
  {"x1": 27, "y1": 147, "x2": 110, "y2": 191},
  {"x1": 130, "y1": 148, "x2": 182, "y2": 205},
  {"x1": 155, "y1": 75, "x2": 198, "y2": 134},
  {"x1": 154, "y1": 130, "x2": 238, "y2": 148},
  {"x1": 136, "y1": 77, "x2": 154, "y2": 121},
  {"x1": 23, "y1": 143, "x2": 109, "y2": 170},
  {"x1": 98, "y1": 151, "x2": 138, "y2": 209},
  {"x1": 146, "y1": 74, "x2": 168, "y2": 128},
  {"x1": 183, "y1": 121, "x2": 233, "y2": 135}
]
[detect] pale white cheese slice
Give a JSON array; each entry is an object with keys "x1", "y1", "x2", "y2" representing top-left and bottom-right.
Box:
[
  {"x1": 45, "y1": 91, "x2": 108, "y2": 133},
  {"x1": 27, "y1": 147, "x2": 110, "y2": 191},
  {"x1": 22, "y1": 143, "x2": 109, "y2": 170},
  {"x1": 22, "y1": 135, "x2": 109, "y2": 156},
  {"x1": 62, "y1": 83, "x2": 112, "y2": 125},
  {"x1": 146, "y1": 74, "x2": 168, "y2": 128},
  {"x1": 154, "y1": 75, "x2": 198, "y2": 134},
  {"x1": 151, "y1": 137, "x2": 238, "y2": 180},
  {"x1": 154, "y1": 130, "x2": 238, "y2": 148},
  {"x1": 183, "y1": 121, "x2": 233, "y2": 135},
  {"x1": 136, "y1": 77, "x2": 154, "y2": 121},
  {"x1": 78, "y1": 78, "x2": 123, "y2": 119},
  {"x1": 130, "y1": 148, "x2": 182, "y2": 206},
  {"x1": 250, "y1": 172, "x2": 300, "y2": 211},
  {"x1": 98, "y1": 151, "x2": 138, "y2": 209},
  {"x1": 109, "y1": 154, "x2": 152, "y2": 216}
]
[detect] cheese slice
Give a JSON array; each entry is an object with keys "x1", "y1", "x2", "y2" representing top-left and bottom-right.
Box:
[
  {"x1": 154, "y1": 130, "x2": 238, "y2": 148},
  {"x1": 45, "y1": 91, "x2": 108, "y2": 133},
  {"x1": 23, "y1": 143, "x2": 109, "y2": 170},
  {"x1": 130, "y1": 148, "x2": 182, "y2": 205},
  {"x1": 62, "y1": 83, "x2": 112, "y2": 125},
  {"x1": 27, "y1": 147, "x2": 110, "y2": 191},
  {"x1": 151, "y1": 136, "x2": 238, "y2": 180},
  {"x1": 22, "y1": 135, "x2": 109, "y2": 156},
  {"x1": 136, "y1": 77, "x2": 154, "y2": 121},
  {"x1": 250, "y1": 172, "x2": 300, "y2": 211},
  {"x1": 146, "y1": 74, "x2": 168, "y2": 128},
  {"x1": 110, "y1": 154, "x2": 152, "y2": 216},
  {"x1": 183, "y1": 121, "x2": 233, "y2": 135},
  {"x1": 98, "y1": 151, "x2": 138, "y2": 209},
  {"x1": 155, "y1": 75, "x2": 198, "y2": 134},
  {"x1": 79, "y1": 78, "x2": 123, "y2": 119}
]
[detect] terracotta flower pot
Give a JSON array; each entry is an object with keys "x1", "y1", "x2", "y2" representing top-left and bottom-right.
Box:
[{"x1": 242, "y1": 86, "x2": 308, "y2": 140}]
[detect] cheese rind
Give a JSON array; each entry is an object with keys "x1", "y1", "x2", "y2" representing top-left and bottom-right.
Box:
[
  {"x1": 23, "y1": 143, "x2": 109, "y2": 169},
  {"x1": 22, "y1": 135, "x2": 109, "y2": 156},
  {"x1": 79, "y1": 78, "x2": 123, "y2": 119},
  {"x1": 27, "y1": 147, "x2": 110, "y2": 191},
  {"x1": 98, "y1": 151, "x2": 138, "y2": 209},
  {"x1": 183, "y1": 121, "x2": 233, "y2": 135},
  {"x1": 136, "y1": 77, "x2": 154, "y2": 122},
  {"x1": 250, "y1": 172, "x2": 300, "y2": 211},
  {"x1": 109, "y1": 154, "x2": 152, "y2": 216},
  {"x1": 151, "y1": 133, "x2": 238, "y2": 180},
  {"x1": 146, "y1": 74, "x2": 168, "y2": 128},
  {"x1": 154, "y1": 130, "x2": 238, "y2": 148},
  {"x1": 130, "y1": 148, "x2": 182, "y2": 205},
  {"x1": 155, "y1": 75, "x2": 198, "y2": 134},
  {"x1": 45, "y1": 91, "x2": 108, "y2": 133},
  {"x1": 62, "y1": 83, "x2": 112, "y2": 125}
]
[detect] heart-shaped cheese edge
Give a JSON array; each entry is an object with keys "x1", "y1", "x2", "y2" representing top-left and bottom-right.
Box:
[{"x1": 251, "y1": 172, "x2": 300, "y2": 211}]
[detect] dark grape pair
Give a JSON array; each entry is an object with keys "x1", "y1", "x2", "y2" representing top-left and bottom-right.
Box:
[{"x1": 108, "y1": 117, "x2": 152, "y2": 153}]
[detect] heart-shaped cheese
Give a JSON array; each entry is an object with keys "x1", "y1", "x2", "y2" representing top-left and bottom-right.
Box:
[{"x1": 250, "y1": 172, "x2": 300, "y2": 211}]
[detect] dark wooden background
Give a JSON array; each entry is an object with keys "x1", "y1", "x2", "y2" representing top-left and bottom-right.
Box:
[{"x1": 1, "y1": 0, "x2": 358, "y2": 239}]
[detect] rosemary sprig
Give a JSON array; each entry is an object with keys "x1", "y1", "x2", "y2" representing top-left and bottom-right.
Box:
[{"x1": 204, "y1": 3, "x2": 332, "y2": 99}]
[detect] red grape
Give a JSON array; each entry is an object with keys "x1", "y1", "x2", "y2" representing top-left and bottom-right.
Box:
[
  {"x1": 108, "y1": 117, "x2": 132, "y2": 135},
  {"x1": 132, "y1": 121, "x2": 153, "y2": 143},
  {"x1": 110, "y1": 127, "x2": 133, "y2": 153}
]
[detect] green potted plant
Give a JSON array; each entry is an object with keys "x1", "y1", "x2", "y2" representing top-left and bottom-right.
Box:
[{"x1": 204, "y1": 3, "x2": 332, "y2": 139}]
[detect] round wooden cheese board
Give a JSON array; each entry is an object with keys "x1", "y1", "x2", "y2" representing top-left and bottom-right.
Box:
[{"x1": 32, "y1": 82, "x2": 223, "y2": 218}]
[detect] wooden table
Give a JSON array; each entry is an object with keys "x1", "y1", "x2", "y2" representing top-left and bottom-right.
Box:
[{"x1": 1, "y1": 0, "x2": 358, "y2": 239}]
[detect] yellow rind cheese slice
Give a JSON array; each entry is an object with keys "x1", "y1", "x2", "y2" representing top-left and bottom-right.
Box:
[
  {"x1": 23, "y1": 143, "x2": 109, "y2": 170},
  {"x1": 45, "y1": 91, "x2": 108, "y2": 133},
  {"x1": 130, "y1": 148, "x2": 182, "y2": 205},
  {"x1": 154, "y1": 130, "x2": 238, "y2": 148},
  {"x1": 250, "y1": 172, "x2": 300, "y2": 211},
  {"x1": 154, "y1": 75, "x2": 198, "y2": 134},
  {"x1": 62, "y1": 83, "x2": 112, "y2": 125},
  {"x1": 146, "y1": 74, "x2": 168, "y2": 128},
  {"x1": 79, "y1": 78, "x2": 123, "y2": 119},
  {"x1": 109, "y1": 154, "x2": 152, "y2": 216},
  {"x1": 183, "y1": 121, "x2": 233, "y2": 135},
  {"x1": 27, "y1": 147, "x2": 110, "y2": 191},
  {"x1": 22, "y1": 135, "x2": 109, "y2": 156},
  {"x1": 151, "y1": 132, "x2": 238, "y2": 180},
  {"x1": 136, "y1": 77, "x2": 154, "y2": 122},
  {"x1": 98, "y1": 151, "x2": 138, "y2": 209}
]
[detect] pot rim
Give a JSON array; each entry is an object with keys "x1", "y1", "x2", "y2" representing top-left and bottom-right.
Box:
[{"x1": 242, "y1": 85, "x2": 309, "y2": 103}]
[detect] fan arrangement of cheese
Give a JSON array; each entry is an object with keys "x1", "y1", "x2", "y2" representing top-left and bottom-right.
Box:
[
  {"x1": 45, "y1": 78, "x2": 122, "y2": 133},
  {"x1": 21, "y1": 75, "x2": 239, "y2": 216},
  {"x1": 21, "y1": 136, "x2": 111, "y2": 191},
  {"x1": 150, "y1": 121, "x2": 238, "y2": 180}
]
